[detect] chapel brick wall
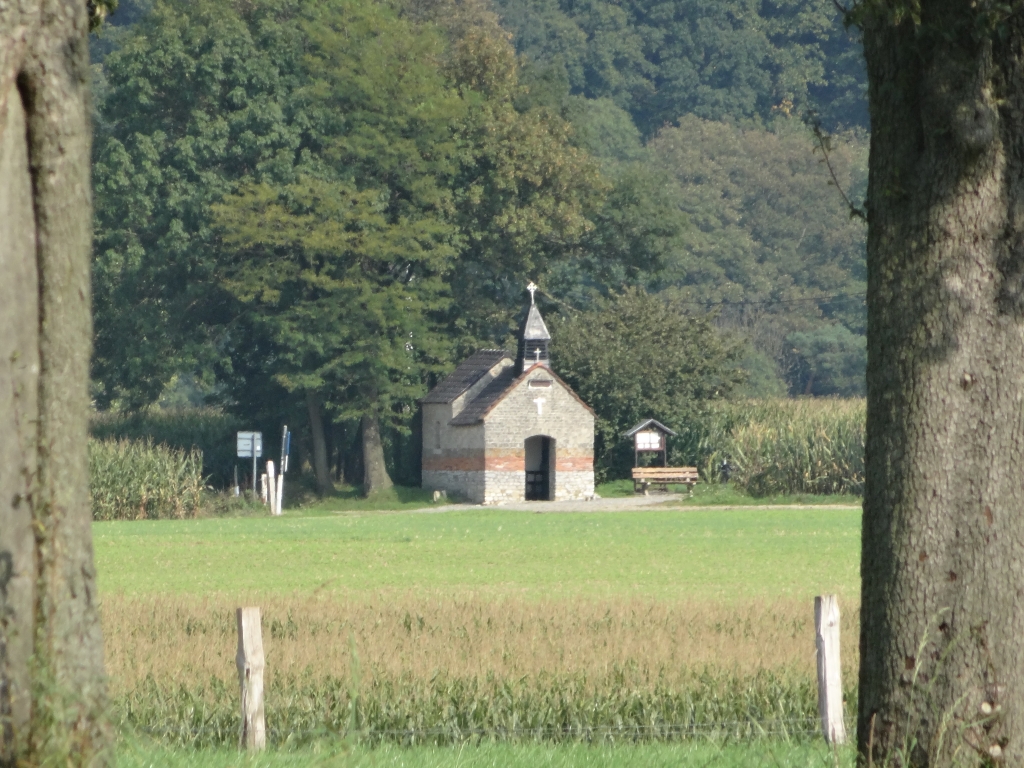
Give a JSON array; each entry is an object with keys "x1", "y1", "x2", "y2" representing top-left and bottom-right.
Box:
[
  {"x1": 422, "y1": 401, "x2": 489, "y2": 500},
  {"x1": 482, "y1": 366, "x2": 594, "y2": 502}
]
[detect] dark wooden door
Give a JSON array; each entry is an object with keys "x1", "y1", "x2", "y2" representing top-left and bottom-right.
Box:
[{"x1": 525, "y1": 437, "x2": 551, "y2": 500}]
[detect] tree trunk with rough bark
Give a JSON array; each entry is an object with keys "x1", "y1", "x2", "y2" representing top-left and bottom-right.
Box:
[
  {"x1": 859, "y1": 5, "x2": 1024, "y2": 766},
  {"x1": 361, "y1": 414, "x2": 393, "y2": 496},
  {"x1": 305, "y1": 391, "x2": 334, "y2": 496},
  {"x1": 0, "y1": 1, "x2": 110, "y2": 765}
]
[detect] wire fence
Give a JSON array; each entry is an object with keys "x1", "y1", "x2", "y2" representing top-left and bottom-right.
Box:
[{"x1": 123, "y1": 717, "x2": 836, "y2": 748}]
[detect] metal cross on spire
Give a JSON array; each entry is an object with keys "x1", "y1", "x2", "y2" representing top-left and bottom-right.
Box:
[{"x1": 527, "y1": 281, "x2": 538, "y2": 305}]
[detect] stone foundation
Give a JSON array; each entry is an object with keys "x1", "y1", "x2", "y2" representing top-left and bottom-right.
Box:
[
  {"x1": 481, "y1": 471, "x2": 525, "y2": 504},
  {"x1": 425, "y1": 469, "x2": 595, "y2": 505},
  {"x1": 479, "y1": 470, "x2": 595, "y2": 504},
  {"x1": 422, "y1": 470, "x2": 485, "y2": 503},
  {"x1": 554, "y1": 470, "x2": 595, "y2": 501}
]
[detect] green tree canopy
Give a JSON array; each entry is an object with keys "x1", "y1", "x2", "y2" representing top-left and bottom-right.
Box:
[
  {"x1": 211, "y1": 0, "x2": 466, "y2": 492},
  {"x1": 495, "y1": 0, "x2": 867, "y2": 137},
  {"x1": 92, "y1": 0, "x2": 304, "y2": 408},
  {"x1": 786, "y1": 324, "x2": 866, "y2": 397},
  {"x1": 647, "y1": 115, "x2": 868, "y2": 390},
  {"x1": 551, "y1": 288, "x2": 744, "y2": 480}
]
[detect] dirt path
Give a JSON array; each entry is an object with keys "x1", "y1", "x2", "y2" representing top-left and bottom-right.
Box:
[{"x1": 410, "y1": 495, "x2": 859, "y2": 514}]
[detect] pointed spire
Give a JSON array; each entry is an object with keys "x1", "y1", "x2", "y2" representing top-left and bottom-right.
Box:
[{"x1": 517, "y1": 281, "x2": 551, "y2": 372}]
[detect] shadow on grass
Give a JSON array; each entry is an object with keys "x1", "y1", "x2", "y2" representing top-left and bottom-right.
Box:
[
  {"x1": 596, "y1": 479, "x2": 861, "y2": 507},
  {"x1": 296, "y1": 484, "x2": 448, "y2": 515}
]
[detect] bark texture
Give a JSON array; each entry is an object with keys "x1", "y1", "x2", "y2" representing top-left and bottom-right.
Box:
[
  {"x1": 361, "y1": 414, "x2": 394, "y2": 496},
  {"x1": 0, "y1": 1, "x2": 110, "y2": 765},
  {"x1": 860, "y1": 4, "x2": 1024, "y2": 766},
  {"x1": 305, "y1": 391, "x2": 334, "y2": 496}
]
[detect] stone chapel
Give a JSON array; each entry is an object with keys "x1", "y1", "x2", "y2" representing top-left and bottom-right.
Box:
[{"x1": 421, "y1": 285, "x2": 595, "y2": 504}]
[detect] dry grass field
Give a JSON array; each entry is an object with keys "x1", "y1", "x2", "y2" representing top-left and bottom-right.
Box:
[{"x1": 104, "y1": 593, "x2": 859, "y2": 695}]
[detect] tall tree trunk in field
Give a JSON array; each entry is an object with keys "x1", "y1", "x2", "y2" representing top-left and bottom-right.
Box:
[
  {"x1": 0, "y1": 1, "x2": 110, "y2": 765},
  {"x1": 361, "y1": 413, "x2": 393, "y2": 496},
  {"x1": 333, "y1": 422, "x2": 345, "y2": 481},
  {"x1": 859, "y1": 5, "x2": 1024, "y2": 766},
  {"x1": 305, "y1": 390, "x2": 334, "y2": 496}
]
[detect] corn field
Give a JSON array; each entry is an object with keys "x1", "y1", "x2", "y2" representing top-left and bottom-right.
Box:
[
  {"x1": 105, "y1": 595, "x2": 854, "y2": 748},
  {"x1": 685, "y1": 399, "x2": 865, "y2": 497},
  {"x1": 118, "y1": 670, "x2": 824, "y2": 748},
  {"x1": 89, "y1": 438, "x2": 205, "y2": 520},
  {"x1": 91, "y1": 407, "x2": 242, "y2": 486}
]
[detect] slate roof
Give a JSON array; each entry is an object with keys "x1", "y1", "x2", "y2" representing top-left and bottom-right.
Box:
[
  {"x1": 520, "y1": 304, "x2": 551, "y2": 340},
  {"x1": 623, "y1": 418, "x2": 678, "y2": 437},
  {"x1": 449, "y1": 365, "x2": 594, "y2": 426},
  {"x1": 448, "y1": 367, "x2": 519, "y2": 425},
  {"x1": 421, "y1": 350, "x2": 511, "y2": 404}
]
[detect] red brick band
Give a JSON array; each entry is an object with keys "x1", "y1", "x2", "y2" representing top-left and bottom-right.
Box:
[
  {"x1": 424, "y1": 456, "x2": 594, "y2": 472},
  {"x1": 555, "y1": 457, "x2": 594, "y2": 471},
  {"x1": 422, "y1": 456, "x2": 484, "y2": 472}
]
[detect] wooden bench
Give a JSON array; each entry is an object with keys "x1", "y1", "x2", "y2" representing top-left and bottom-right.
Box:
[{"x1": 632, "y1": 466, "x2": 699, "y2": 494}]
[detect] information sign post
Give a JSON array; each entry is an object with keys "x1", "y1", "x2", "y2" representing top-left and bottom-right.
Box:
[{"x1": 237, "y1": 431, "x2": 263, "y2": 494}]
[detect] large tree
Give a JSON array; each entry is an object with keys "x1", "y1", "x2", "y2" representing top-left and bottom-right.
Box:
[
  {"x1": 91, "y1": 0, "x2": 303, "y2": 409},
  {"x1": 552, "y1": 288, "x2": 744, "y2": 480},
  {"x1": 0, "y1": 0, "x2": 110, "y2": 765},
  {"x1": 857, "y1": 2, "x2": 1024, "y2": 765},
  {"x1": 211, "y1": 0, "x2": 463, "y2": 495}
]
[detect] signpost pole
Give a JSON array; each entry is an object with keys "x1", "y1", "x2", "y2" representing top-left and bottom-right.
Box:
[
  {"x1": 237, "y1": 431, "x2": 263, "y2": 498},
  {"x1": 275, "y1": 425, "x2": 288, "y2": 516}
]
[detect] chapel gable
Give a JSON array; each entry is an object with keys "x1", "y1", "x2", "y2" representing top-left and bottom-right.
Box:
[{"x1": 421, "y1": 284, "x2": 595, "y2": 504}]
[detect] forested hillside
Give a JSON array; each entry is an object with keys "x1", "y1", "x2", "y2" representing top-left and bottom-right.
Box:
[
  {"x1": 89, "y1": 0, "x2": 868, "y2": 486},
  {"x1": 496, "y1": 0, "x2": 867, "y2": 136}
]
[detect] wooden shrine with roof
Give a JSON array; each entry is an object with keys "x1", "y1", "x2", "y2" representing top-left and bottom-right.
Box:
[
  {"x1": 623, "y1": 418, "x2": 677, "y2": 467},
  {"x1": 623, "y1": 418, "x2": 699, "y2": 494},
  {"x1": 420, "y1": 283, "x2": 595, "y2": 504}
]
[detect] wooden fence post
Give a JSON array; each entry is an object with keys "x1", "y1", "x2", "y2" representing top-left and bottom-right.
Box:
[
  {"x1": 815, "y1": 594, "x2": 846, "y2": 745},
  {"x1": 236, "y1": 607, "x2": 266, "y2": 751}
]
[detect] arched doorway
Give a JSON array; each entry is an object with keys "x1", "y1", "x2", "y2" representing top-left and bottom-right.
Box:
[{"x1": 524, "y1": 435, "x2": 555, "y2": 500}]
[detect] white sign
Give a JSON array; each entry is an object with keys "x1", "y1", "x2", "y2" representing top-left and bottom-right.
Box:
[
  {"x1": 237, "y1": 431, "x2": 263, "y2": 458},
  {"x1": 635, "y1": 430, "x2": 662, "y2": 451}
]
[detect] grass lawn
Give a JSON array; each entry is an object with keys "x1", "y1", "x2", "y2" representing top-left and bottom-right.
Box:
[
  {"x1": 93, "y1": 505, "x2": 860, "y2": 601},
  {"x1": 117, "y1": 741, "x2": 855, "y2": 768}
]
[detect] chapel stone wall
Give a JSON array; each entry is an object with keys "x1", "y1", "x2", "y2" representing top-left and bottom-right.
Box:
[{"x1": 482, "y1": 366, "x2": 594, "y2": 502}]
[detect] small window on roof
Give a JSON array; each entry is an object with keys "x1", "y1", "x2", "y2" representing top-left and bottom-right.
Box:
[{"x1": 528, "y1": 379, "x2": 553, "y2": 388}]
